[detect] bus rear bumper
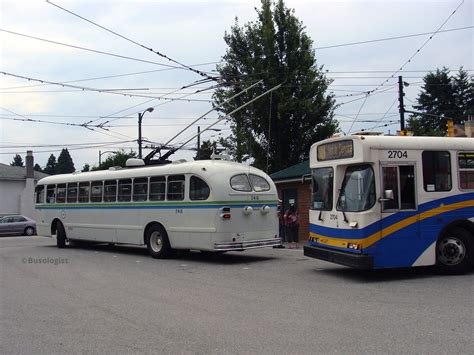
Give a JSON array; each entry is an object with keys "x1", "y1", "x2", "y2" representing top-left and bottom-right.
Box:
[
  {"x1": 214, "y1": 238, "x2": 281, "y2": 251},
  {"x1": 304, "y1": 245, "x2": 373, "y2": 269}
]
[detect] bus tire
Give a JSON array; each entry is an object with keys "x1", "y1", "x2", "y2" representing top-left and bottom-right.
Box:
[
  {"x1": 146, "y1": 225, "x2": 173, "y2": 259},
  {"x1": 436, "y1": 228, "x2": 472, "y2": 275},
  {"x1": 56, "y1": 222, "x2": 67, "y2": 249}
]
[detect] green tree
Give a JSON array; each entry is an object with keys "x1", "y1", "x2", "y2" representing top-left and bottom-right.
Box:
[
  {"x1": 81, "y1": 163, "x2": 90, "y2": 172},
  {"x1": 10, "y1": 154, "x2": 24, "y2": 167},
  {"x1": 57, "y1": 148, "x2": 75, "y2": 174},
  {"x1": 407, "y1": 67, "x2": 473, "y2": 136},
  {"x1": 34, "y1": 164, "x2": 43, "y2": 172},
  {"x1": 195, "y1": 140, "x2": 218, "y2": 160},
  {"x1": 214, "y1": 0, "x2": 338, "y2": 173},
  {"x1": 43, "y1": 154, "x2": 57, "y2": 175},
  {"x1": 92, "y1": 150, "x2": 137, "y2": 170}
]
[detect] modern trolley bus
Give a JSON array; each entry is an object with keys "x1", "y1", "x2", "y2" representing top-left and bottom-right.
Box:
[
  {"x1": 304, "y1": 135, "x2": 474, "y2": 274},
  {"x1": 34, "y1": 159, "x2": 280, "y2": 258}
]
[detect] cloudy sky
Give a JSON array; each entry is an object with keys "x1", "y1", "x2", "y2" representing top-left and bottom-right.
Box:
[{"x1": 0, "y1": 0, "x2": 472, "y2": 170}]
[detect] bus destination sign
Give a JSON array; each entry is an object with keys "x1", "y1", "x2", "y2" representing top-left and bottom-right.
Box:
[{"x1": 317, "y1": 140, "x2": 353, "y2": 161}]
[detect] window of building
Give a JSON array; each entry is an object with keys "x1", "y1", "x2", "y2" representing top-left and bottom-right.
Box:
[
  {"x1": 67, "y1": 183, "x2": 78, "y2": 203},
  {"x1": 167, "y1": 175, "x2": 185, "y2": 201},
  {"x1": 190, "y1": 176, "x2": 210, "y2": 200},
  {"x1": 103, "y1": 180, "x2": 116, "y2": 202},
  {"x1": 422, "y1": 151, "x2": 451, "y2": 192},
  {"x1": 133, "y1": 177, "x2": 148, "y2": 201},
  {"x1": 249, "y1": 174, "x2": 270, "y2": 192},
  {"x1": 35, "y1": 185, "x2": 45, "y2": 204},
  {"x1": 230, "y1": 174, "x2": 252, "y2": 192},
  {"x1": 56, "y1": 184, "x2": 66, "y2": 203},
  {"x1": 150, "y1": 176, "x2": 166, "y2": 201},
  {"x1": 118, "y1": 179, "x2": 132, "y2": 202},
  {"x1": 78, "y1": 182, "x2": 90, "y2": 203},
  {"x1": 91, "y1": 181, "x2": 104, "y2": 202},
  {"x1": 459, "y1": 152, "x2": 474, "y2": 190}
]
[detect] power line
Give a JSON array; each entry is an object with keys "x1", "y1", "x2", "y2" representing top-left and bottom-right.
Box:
[
  {"x1": 314, "y1": 26, "x2": 473, "y2": 50},
  {"x1": 47, "y1": 0, "x2": 218, "y2": 82}
]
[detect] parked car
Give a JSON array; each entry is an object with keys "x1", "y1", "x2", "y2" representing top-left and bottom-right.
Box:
[{"x1": 0, "y1": 215, "x2": 37, "y2": 236}]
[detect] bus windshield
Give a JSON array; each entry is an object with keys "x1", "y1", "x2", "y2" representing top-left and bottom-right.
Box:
[
  {"x1": 312, "y1": 167, "x2": 333, "y2": 210},
  {"x1": 337, "y1": 164, "x2": 375, "y2": 212}
]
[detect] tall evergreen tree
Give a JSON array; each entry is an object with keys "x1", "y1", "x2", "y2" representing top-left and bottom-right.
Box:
[
  {"x1": 56, "y1": 148, "x2": 75, "y2": 174},
  {"x1": 10, "y1": 154, "x2": 24, "y2": 167},
  {"x1": 214, "y1": 0, "x2": 338, "y2": 173},
  {"x1": 195, "y1": 140, "x2": 218, "y2": 160},
  {"x1": 34, "y1": 164, "x2": 43, "y2": 172},
  {"x1": 407, "y1": 67, "x2": 473, "y2": 136},
  {"x1": 43, "y1": 154, "x2": 57, "y2": 175}
]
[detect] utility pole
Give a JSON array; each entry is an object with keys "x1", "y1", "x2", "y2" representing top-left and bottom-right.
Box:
[
  {"x1": 197, "y1": 126, "x2": 201, "y2": 160},
  {"x1": 398, "y1": 76, "x2": 405, "y2": 131},
  {"x1": 138, "y1": 107, "x2": 154, "y2": 159}
]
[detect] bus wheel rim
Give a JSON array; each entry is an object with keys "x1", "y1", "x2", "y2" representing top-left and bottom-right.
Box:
[
  {"x1": 150, "y1": 231, "x2": 163, "y2": 253},
  {"x1": 438, "y1": 237, "x2": 466, "y2": 266}
]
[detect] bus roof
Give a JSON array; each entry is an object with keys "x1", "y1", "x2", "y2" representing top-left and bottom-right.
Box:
[{"x1": 37, "y1": 160, "x2": 266, "y2": 185}]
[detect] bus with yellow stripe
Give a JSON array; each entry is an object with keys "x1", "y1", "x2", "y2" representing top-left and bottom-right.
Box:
[{"x1": 303, "y1": 135, "x2": 474, "y2": 274}]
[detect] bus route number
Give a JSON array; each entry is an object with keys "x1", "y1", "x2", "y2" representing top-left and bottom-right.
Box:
[
  {"x1": 175, "y1": 209, "x2": 183, "y2": 214},
  {"x1": 387, "y1": 150, "x2": 408, "y2": 159}
]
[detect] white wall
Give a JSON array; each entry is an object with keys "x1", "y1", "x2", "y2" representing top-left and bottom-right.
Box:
[{"x1": 0, "y1": 180, "x2": 24, "y2": 215}]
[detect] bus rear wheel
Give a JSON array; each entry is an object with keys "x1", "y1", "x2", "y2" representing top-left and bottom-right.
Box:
[
  {"x1": 56, "y1": 222, "x2": 66, "y2": 249},
  {"x1": 146, "y1": 225, "x2": 173, "y2": 259},
  {"x1": 436, "y1": 228, "x2": 472, "y2": 275}
]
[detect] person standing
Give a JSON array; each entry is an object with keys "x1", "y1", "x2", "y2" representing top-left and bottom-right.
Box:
[{"x1": 284, "y1": 203, "x2": 299, "y2": 249}]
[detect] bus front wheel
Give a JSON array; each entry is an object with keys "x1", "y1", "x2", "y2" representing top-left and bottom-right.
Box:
[
  {"x1": 56, "y1": 222, "x2": 67, "y2": 249},
  {"x1": 146, "y1": 225, "x2": 173, "y2": 259},
  {"x1": 436, "y1": 228, "x2": 472, "y2": 274}
]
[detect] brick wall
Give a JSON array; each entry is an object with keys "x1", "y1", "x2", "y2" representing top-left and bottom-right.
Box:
[{"x1": 276, "y1": 180, "x2": 312, "y2": 242}]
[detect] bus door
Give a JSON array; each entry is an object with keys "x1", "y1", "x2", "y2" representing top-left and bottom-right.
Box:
[{"x1": 379, "y1": 162, "x2": 419, "y2": 267}]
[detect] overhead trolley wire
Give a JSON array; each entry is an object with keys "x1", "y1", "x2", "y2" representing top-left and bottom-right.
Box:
[{"x1": 46, "y1": 0, "x2": 218, "y2": 82}]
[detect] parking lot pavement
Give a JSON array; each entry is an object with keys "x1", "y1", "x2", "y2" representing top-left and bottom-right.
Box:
[{"x1": 1, "y1": 236, "x2": 473, "y2": 354}]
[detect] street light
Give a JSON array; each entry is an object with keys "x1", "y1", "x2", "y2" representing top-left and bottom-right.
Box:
[
  {"x1": 138, "y1": 107, "x2": 154, "y2": 159},
  {"x1": 98, "y1": 150, "x2": 118, "y2": 166},
  {"x1": 197, "y1": 126, "x2": 221, "y2": 159}
]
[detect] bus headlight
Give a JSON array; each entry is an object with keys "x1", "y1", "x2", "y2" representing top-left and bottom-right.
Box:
[
  {"x1": 243, "y1": 206, "x2": 253, "y2": 215},
  {"x1": 261, "y1": 205, "x2": 270, "y2": 214}
]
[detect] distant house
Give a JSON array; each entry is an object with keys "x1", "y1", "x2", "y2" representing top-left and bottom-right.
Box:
[
  {"x1": 270, "y1": 161, "x2": 311, "y2": 243},
  {"x1": 0, "y1": 151, "x2": 48, "y2": 218}
]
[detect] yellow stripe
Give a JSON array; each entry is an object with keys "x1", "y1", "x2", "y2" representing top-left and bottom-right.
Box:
[{"x1": 310, "y1": 200, "x2": 474, "y2": 250}]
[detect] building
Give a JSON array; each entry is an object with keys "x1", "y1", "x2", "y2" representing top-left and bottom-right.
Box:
[
  {"x1": 0, "y1": 151, "x2": 48, "y2": 218},
  {"x1": 270, "y1": 161, "x2": 311, "y2": 243}
]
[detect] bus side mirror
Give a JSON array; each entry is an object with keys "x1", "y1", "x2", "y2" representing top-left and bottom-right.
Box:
[{"x1": 384, "y1": 190, "x2": 394, "y2": 200}]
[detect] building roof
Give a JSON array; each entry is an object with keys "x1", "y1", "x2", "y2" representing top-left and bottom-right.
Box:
[
  {"x1": 0, "y1": 164, "x2": 49, "y2": 181},
  {"x1": 270, "y1": 160, "x2": 310, "y2": 181}
]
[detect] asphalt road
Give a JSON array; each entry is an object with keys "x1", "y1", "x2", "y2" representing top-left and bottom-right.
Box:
[{"x1": 1, "y1": 236, "x2": 473, "y2": 354}]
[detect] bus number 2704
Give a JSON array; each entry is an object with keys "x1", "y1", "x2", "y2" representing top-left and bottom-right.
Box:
[{"x1": 387, "y1": 150, "x2": 408, "y2": 159}]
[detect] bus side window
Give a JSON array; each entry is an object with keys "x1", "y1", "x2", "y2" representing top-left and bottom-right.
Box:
[
  {"x1": 35, "y1": 185, "x2": 45, "y2": 204},
  {"x1": 67, "y1": 183, "x2": 78, "y2": 203},
  {"x1": 103, "y1": 180, "x2": 116, "y2": 202},
  {"x1": 190, "y1": 176, "x2": 210, "y2": 200},
  {"x1": 422, "y1": 151, "x2": 451, "y2": 191},
  {"x1": 150, "y1": 176, "x2": 166, "y2": 201},
  {"x1": 459, "y1": 152, "x2": 474, "y2": 190},
  {"x1": 78, "y1": 182, "x2": 90, "y2": 203},
  {"x1": 56, "y1": 184, "x2": 66, "y2": 203},
  {"x1": 46, "y1": 185, "x2": 56, "y2": 203},
  {"x1": 118, "y1": 179, "x2": 132, "y2": 202},
  {"x1": 91, "y1": 181, "x2": 104, "y2": 202},
  {"x1": 167, "y1": 175, "x2": 185, "y2": 201},
  {"x1": 133, "y1": 177, "x2": 148, "y2": 201}
]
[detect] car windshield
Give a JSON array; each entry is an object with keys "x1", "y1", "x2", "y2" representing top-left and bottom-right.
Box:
[{"x1": 337, "y1": 164, "x2": 376, "y2": 212}]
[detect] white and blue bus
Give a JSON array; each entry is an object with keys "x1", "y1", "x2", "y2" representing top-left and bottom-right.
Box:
[
  {"x1": 34, "y1": 159, "x2": 280, "y2": 258},
  {"x1": 304, "y1": 135, "x2": 474, "y2": 274}
]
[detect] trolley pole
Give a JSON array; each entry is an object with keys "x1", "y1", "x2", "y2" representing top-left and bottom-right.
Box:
[{"x1": 398, "y1": 76, "x2": 405, "y2": 131}]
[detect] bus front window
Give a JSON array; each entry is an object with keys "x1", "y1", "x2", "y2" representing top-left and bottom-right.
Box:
[
  {"x1": 312, "y1": 167, "x2": 333, "y2": 210},
  {"x1": 337, "y1": 165, "x2": 375, "y2": 212}
]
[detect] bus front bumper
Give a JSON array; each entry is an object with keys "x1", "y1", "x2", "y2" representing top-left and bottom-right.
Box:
[
  {"x1": 214, "y1": 238, "x2": 281, "y2": 251},
  {"x1": 303, "y1": 245, "x2": 373, "y2": 270}
]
